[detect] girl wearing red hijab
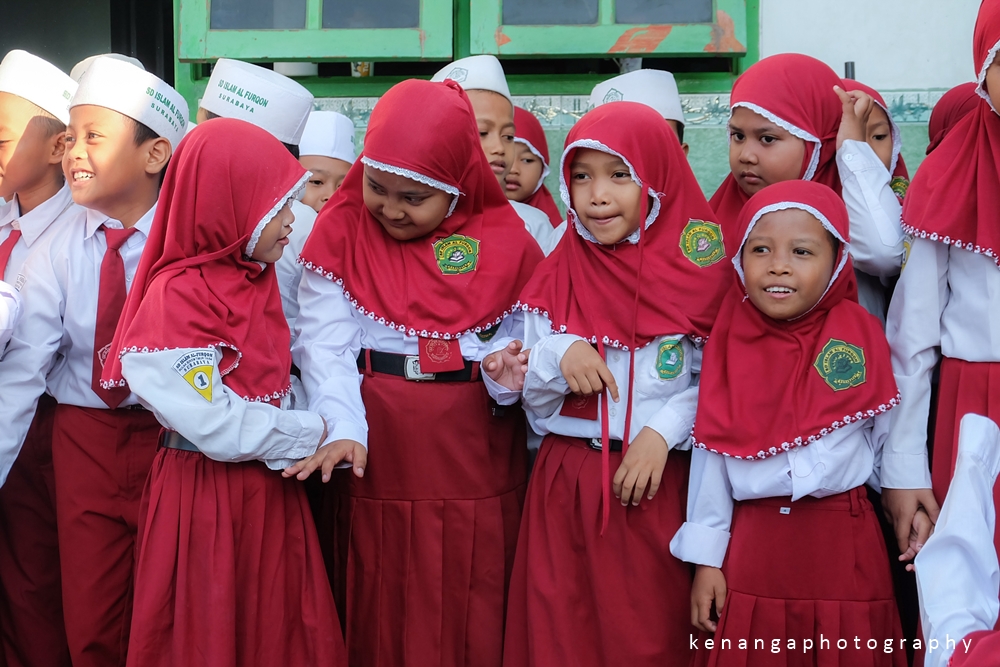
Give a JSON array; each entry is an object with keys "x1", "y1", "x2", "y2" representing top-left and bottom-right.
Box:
[
  {"x1": 673, "y1": 180, "x2": 906, "y2": 666},
  {"x1": 288, "y1": 79, "x2": 542, "y2": 667},
  {"x1": 493, "y1": 101, "x2": 730, "y2": 666},
  {"x1": 840, "y1": 78, "x2": 911, "y2": 199},
  {"x1": 506, "y1": 106, "x2": 563, "y2": 228},
  {"x1": 714, "y1": 54, "x2": 905, "y2": 323},
  {"x1": 101, "y1": 118, "x2": 346, "y2": 666},
  {"x1": 886, "y1": 0, "x2": 1000, "y2": 586},
  {"x1": 926, "y1": 82, "x2": 980, "y2": 154}
]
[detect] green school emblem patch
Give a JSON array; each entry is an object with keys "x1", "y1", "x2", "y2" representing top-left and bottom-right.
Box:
[
  {"x1": 679, "y1": 219, "x2": 725, "y2": 267},
  {"x1": 655, "y1": 338, "x2": 684, "y2": 380},
  {"x1": 433, "y1": 234, "x2": 480, "y2": 275},
  {"x1": 813, "y1": 339, "x2": 866, "y2": 392},
  {"x1": 890, "y1": 176, "x2": 910, "y2": 200},
  {"x1": 476, "y1": 327, "x2": 498, "y2": 342}
]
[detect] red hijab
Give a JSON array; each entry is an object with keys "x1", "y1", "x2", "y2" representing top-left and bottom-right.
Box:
[
  {"x1": 710, "y1": 54, "x2": 844, "y2": 229},
  {"x1": 843, "y1": 78, "x2": 910, "y2": 198},
  {"x1": 513, "y1": 106, "x2": 562, "y2": 227},
  {"x1": 902, "y1": 0, "x2": 1000, "y2": 266},
  {"x1": 927, "y1": 82, "x2": 980, "y2": 154},
  {"x1": 692, "y1": 180, "x2": 899, "y2": 461},
  {"x1": 102, "y1": 118, "x2": 307, "y2": 403},
  {"x1": 299, "y1": 79, "x2": 542, "y2": 339}
]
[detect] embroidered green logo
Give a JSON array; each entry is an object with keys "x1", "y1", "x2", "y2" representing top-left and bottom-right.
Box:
[
  {"x1": 656, "y1": 338, "x2": 684, "y2": 380},
  {"x1": 476, "y1": 327, "x2": 498, "y2": 342},
  {"x1": 890, "y1": 176, "x2": 910, "y2": 200},
  {"x1": 433, "y1": 234, "x2": 480, "y2": 275},
  {"x1": 814, "y1": 339, "x2": 866, "y2": 391},
  {"x1": 679, "y1": 219, "x2": 725, "y2": 267}
]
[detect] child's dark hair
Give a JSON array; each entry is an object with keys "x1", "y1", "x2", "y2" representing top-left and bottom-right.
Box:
[
  {"x1": 130, "y1": 118, "x2": 161, "y2": 146},
  {"x1": 676, "y1": 123, "x2": 684, "y2": 144},
  {"x1": 201, "y1": 109, "x2": 300, "y2": 158}
]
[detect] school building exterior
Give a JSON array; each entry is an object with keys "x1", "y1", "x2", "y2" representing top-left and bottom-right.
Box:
[{"x1": 3, "y1": 0, "x2": 982, "y2": 197}]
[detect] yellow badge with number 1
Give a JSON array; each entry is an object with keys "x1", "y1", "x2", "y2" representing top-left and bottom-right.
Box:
[{"x1": 173, "y1": 350, "x2": 215, "y2": 402}]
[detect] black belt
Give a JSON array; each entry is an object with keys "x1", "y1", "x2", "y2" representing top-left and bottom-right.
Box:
[
  {"x1": 357, "y1": 349, "x2": 481, "y2": 383},
  {"x1": 587, "y1": 438, "x2": 623, "y2": 452},
  {"x1": 160, "y1": 431, "x2": 201, "y2": 453}
]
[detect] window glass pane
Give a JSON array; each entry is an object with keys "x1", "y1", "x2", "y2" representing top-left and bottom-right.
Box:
[
  {"x1": 210, "y1": 0, "x2": 306, "y2": 29},
  {"x1": 502, "y1": 0, "x2": 598, "y2": 26},
  {"x1": 615, "y1": 0, "x2": 713, "y2": 24},
  {"x1": 323, "y1": 0, "x2": 420, "y2": 28}
]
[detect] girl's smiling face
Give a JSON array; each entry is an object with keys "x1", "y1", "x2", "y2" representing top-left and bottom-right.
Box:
[{"x1": 728, "y1": 106, "x2": 807, "y2": 196}]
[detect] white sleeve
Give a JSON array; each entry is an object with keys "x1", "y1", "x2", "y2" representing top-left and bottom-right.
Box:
[
  {"x1": 522, "y1": 332, "x2": 586, "y2": 418},
  {"x1": 916, "y1": 414, "x2": 1000, "y2": 667},
  {"x1": 512, "y1": 201, "x2": 553, "y2": 255},
  {"x1": 0, "y1": 281, "x2": 20, "y2": 348},
  {"x1": 642, "y1": 344, "x2": 701, "y2": 451},
  {"x1": 883, "y1": 237, "x2": 942, "y2": 489},
  {"x1": 121, "y1": 348, "x2": 326, "y2": 470},
  {"x1": 292, "y1": 269, "x2": 368, "y2": 448},
  {"x1": 669, "y1": 447, "x2": 733, "y2": 567},
  {"x1": 837, "y1": 140, "x2": 905, "y2": 280}
]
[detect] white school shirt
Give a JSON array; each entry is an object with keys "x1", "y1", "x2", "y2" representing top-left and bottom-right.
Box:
[
  {"x1": 275, "y1": 199, "x2": 317, "y2": 340},
  {"x1": 0, "y1": 280, "x2": 20, "y2": 348},
  {"x1": 915, "y1": 415, "x2": 1000, "y2": 667},
  {"x1": 837, "y1": 140, "x2": 906, "y2": 324},
  {"x1": 0, "y1": 184, "x2": 78, "y2": 282},
  {"x1": 0, "y1": 205, "x2": 154, "y2": 486},
  {"x1": 669, "y1": 414, "x2": 889, "y2": 568},
  {"x1": 883, "y1": 237, "x2": 1000, "y2": 490},
  {"x1": 512, "y1": 200, "x2": 554, "y2": 256},
  {"x1": 120, "y1": 347, "x2": 325, "y2": 471},
  {"x1": 519, "y1": 312, "x2": 700, "y2": 452},
  {"x1": 292, "y1": 268, "x2": 523, "y2": 450}
]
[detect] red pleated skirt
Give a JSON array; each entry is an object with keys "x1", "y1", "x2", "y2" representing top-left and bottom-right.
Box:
[
  {"x1": 694, "y1": 487, "x2": 906, "y2": 667},
  {"x1": 126, "y1": 448, "x2": 346, "y2": 667},
  {"x1": 502, "y1": 434, "x2": 693, "y2": 667},
  {"x1": 333, "y1": 370, "x2": 527, "y2": 667}
]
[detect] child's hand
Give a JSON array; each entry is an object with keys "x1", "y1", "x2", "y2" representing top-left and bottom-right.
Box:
[
  {"x1": 692, "y1": 565, "x2": 727, "y2": 633},
  {"x1": 559, "y1": 340, "x2": 619, "y2": 402},
  {"x1": 612, "y1": 427, "x2": 668, "y2": 506},
  {"x1": 282, "y1": 439, "x2": 367, "y2": 482},
  {"x1": 882, "y1": 488, "x2": 940, "y2": 564},
  {"x1": 834, "y1": 85, "x2": 875, "y2": 149},
  {"x1": 482, "y1": 340, "x2": 529, "y2": 391},
  {"x1": 902, "y1": 508, "x2": 934, "y2": 572}
]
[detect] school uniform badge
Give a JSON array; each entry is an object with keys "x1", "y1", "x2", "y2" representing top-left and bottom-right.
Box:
[
  {"x1": 890, "y1": 176, "x2": 909, "y2": 201},
  {"x1": 813, "y1": 339, "x2": 866, "y2": 391},
  {"x1": 476, "y1": 326, "x2": 498, "y2": 342},
  {"x1": 679, "y1": 219, "x2": 725, "y2": 267},
  {"x1": 433, "y1": 234, "x2": 480, "y2": 275},
  {"x1": 901, "y1": 235, "x2": 913, "y2": 272},
  {"x1": 655, "y1": 338, "x2": 684, "y2": 380},
  {"x1": 173, "y1": 350, "x2": 215, "y2": 402}
]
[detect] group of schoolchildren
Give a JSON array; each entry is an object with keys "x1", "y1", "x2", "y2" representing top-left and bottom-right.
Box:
[{"x1": 1, "y1": 2, "x2": 1000, "y2": 667}]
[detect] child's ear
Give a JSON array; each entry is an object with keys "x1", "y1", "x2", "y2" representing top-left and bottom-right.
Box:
[
  {"x1": 145, "y1": 137, "x2": 172, "y2": 175},
  {"x1": 48, "y1": 132, "x2": 67, "y2": 165},
  {"x1": 681, "y1": 143, "x2": 690, "y2": 157}
]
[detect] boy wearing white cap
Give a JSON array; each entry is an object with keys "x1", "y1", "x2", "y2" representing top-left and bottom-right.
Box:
[
  {"x1": 589, "y1": 69, "x2": 689, "y2": 155},
  {"x1": 298, "y1": 110, "x2": 356, "y2": 213},
  {"x1": 0, "y1": 56, "x2": 186, "y2": 667},
  {"x1": 0, "y1": 48, "x2": 78, "y2": 667},
  {"x1": 432, "y1": 55, "x2": 556, "y2": 253}
]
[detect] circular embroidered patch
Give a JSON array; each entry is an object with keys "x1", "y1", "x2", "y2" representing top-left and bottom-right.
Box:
[
  {"x1": 433, "y1": 234, "x2": 480, "y2": 275},
  {"x1": 602, "y1": 88, "x2": 624, "y2": 104},
  {"x1": 425, "y1": 338, "x2": 453, "y2": 364},
  {"x1": 901, "y1": 235, "x2": 913, "y2": 272},
  {"x1": 679, "y1": 219, "x2": 725, "y2": 267},
  {"x1": 890, "y1": 176, "x2": 909, "y2": 201},
  {"x1": 655, "y1": 338, "x2": 684, "y2": 380},
  {"x1": 813, "y1": 338, "x2": 866, "y2": 391}
]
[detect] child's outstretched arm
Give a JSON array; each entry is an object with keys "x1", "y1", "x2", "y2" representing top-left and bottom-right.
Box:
[
  {"x1": 834, "y1": 85, "x2": 875, "y2": 150},
  {"x1": 692, "y1": 565, "x2": 727, "y2": 633},
  {"x1": 483, "y1": 340, "x2": 529, "y2": 392}
]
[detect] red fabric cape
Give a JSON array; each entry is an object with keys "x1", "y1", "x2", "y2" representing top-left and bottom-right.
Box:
[
  {"x1": 692, "y1": 180, "x2": 899, "y2": 460},
  {"x1": 299, "y1": 79, "x2": 542, "y2": 338},
  {"x1": 927, "y1": 82, "x2": 980, "y2": 154},
  {"x1": 102, "y1": 118, "x2": 306, "y2": 402},
  {"x1": 709, "y1": 54, "x2": 844, "y2": 230},
  {"x1": 513, "y1": 106, "x2": 562, "y2": 227},
  {"x1": 902, "y1": 0, "x2": 1000, "y2": 266}
]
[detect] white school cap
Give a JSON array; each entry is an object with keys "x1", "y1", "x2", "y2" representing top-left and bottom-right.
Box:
[
  {"x1": 71, "y1": 57, "x2": 188, "y2": 149},
  {"x1": 0, "y1": 50, "x2": 77, "y2": 124},
  {"x1": 299, "y1": 110, "x2": 356, "y2": 164},
  {"x1": 70, "y1": 53, "x2": 144, "y2": 83},
  {"x1": 431, "y1": 55, "x2": 513, "y2": 108},
  {"x1": 590, "y1": 69, "x2": 685, "y2": 126},
  {"x1": 185, "y1": 121, "x2": 198, "y2": 137},
  {"x1": 199, "y1": 59, "x2": 314, "y2": 145}
]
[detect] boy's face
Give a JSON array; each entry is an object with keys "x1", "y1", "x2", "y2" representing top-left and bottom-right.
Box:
[
  {"x1": 466, "y1": 89, "x2": 515, "y2": 185},
  {"x1": 63, "y1": 105, "x2": 167, "y2": 215},
  {"x1": 0, "y1": 92, "x2": 64, "y2": 201},
  {"x1": 299, "y1": 155, "x2": 352, "y2": 213},
  {"x1": 250, "y1": 199, "x2": 294, "y2": 263},
  {"x1": 986, "y1": 56, "x2": 1000, "y2": 116},
  {"x1": 741, "y1": 207, "x2": 836, "y2": 321},
  {"x1": 728, "y1": 106, "x2": 807, "y2": 196},
  {"x1": 864, "y1": 105, "x2": 894, "y2": 172},
  {"x1": 569, "y1": 147, "x2": 644, "y2": 246},
  {"x1": 505, "y1": 143, "x2": 544, "y2": 203},
  {"x1": 362, "y1": 165, "x2": 454, "y2": 241}
]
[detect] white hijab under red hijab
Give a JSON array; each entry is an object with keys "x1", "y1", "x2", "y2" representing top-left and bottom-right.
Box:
[
  {"x1": 902, "y1": 0, "x2": 1000, "y2": 265},
  {"x1": 299, "y1": 79, "x2": 542, "y2": 340},
  {"x1": 710, "y1": 54, "x2": 844, "y2": 230},
  {"x1": 513, "y1": 106, "x2": 562, "y2": 227},
  {"x1": 692, "y1": 180, "x2": 899, "y2": 461},
  {"x1": 101, "y1": 118, "x2": 308, "y2": 403}
]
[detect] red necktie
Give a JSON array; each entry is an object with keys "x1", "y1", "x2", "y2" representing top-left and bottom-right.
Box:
[
  {"x1": 92, "y1": 225, "x2": 138, "y2": 408},
  {"x1": 0, "y1": 229, "x2": 21, "y2": 279}
]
